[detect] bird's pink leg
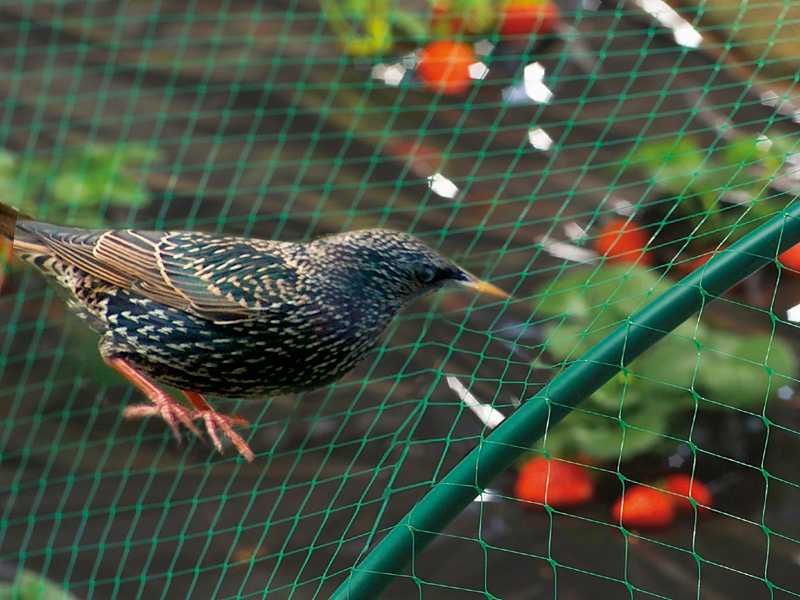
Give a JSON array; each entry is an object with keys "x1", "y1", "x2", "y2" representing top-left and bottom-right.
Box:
[
  {"x1": 106, "y1": 357, "x2": 202, "y2": 443},
  {"x1": 182, "y1": 390, "x2": 254, "y2": 462}
]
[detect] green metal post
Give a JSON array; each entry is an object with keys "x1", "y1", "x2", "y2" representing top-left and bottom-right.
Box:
[{"x1": 331, "y1": 204, "x2": 800, "y2": 599}]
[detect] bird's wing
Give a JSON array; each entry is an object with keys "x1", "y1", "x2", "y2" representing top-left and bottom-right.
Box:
[{"x1": 19, "y1": 224, "x2": 298, "y2": 322}]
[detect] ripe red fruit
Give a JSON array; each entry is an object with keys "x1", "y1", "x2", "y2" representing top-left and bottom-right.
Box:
[
  {"x1": 417, "y1": 40, "x2": 476, "y2": 95},
  {"x1": 687, "y1": 252, "x2": 713, "y2": 272},
  {"x1": 663, "y1": 474, "x2": 713, "y2": 512},
  {"x1": 779, "y1": 242, "x2": 800, "y2": 274},
  {"x1": 514, "y1": 457, "x2": 594, "y2": 508},
  {"x1": 594, "y1": 218, "x2": 652, "y2": 264},
  {"x1": 611, "y1": 485, "x2": 676, "y2": 529},
  {"x1": 500, "y1": 0, "x2": 561, "y2": 37}
]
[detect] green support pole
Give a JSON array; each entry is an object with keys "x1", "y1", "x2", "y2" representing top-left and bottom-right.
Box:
[{"x1": 331, "y1": 203, "x2": 800, "y2": 599}]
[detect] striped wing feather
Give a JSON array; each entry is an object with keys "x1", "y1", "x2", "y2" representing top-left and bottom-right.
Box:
[{"x1": 22, "y1": 224, "x2": 266, "y2": 321}]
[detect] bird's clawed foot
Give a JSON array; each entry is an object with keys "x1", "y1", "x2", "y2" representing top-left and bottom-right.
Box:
[
  {"x1": 194, "y1": 410, "x2": 253, "y2": 462},
  {"x1": 123, "y1": 398, "x2": 201, "y2": 443},
  {"x1": 124, "y1": 397, "x2": 254, "y2": 462},
  {"x1": 108, "y1": 357, "x2": 203, "y2": 444},
  {"x1": 182, "y1": 390, "x2": 254, "y2": 462},
  {"x1": 107, "y1": 357, "x2": 255, "y2": 462}
]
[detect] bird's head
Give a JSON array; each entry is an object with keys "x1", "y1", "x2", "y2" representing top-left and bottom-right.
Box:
[{"x1": 312, "y1": 229, "x2": 508, "y2": 305}]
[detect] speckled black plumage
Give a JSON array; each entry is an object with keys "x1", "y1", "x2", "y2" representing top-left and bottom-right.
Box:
[
  {"x1": 14, "y1": 223, "x2": 479, "y2": 394},
  {"x1": 3, "y1": 205, "x2": 505, "y2": 460}
]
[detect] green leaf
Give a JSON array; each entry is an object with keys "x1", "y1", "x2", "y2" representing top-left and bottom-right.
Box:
[
  {"x1": 721, "y1": 137, "x2": 765, "y2": 168},
  {"x1": 537, "y1": 265, "x2": 669, "y2": 322},
  {"x1": 455, "y1": 0, "x2": 497, "y2": 34},
  {"x1": 0, "y1": 176, "x2": 28, "y2": 207},
  {"x1": 118, "y1": 144, "x2": 162, "y2": 166},
  {"x1": 79, "y1": 142, "x2": 113, "y2": 163},
  {"x1": 719, "y1": 135, "x2": 793, "y2": 184},
  {"x1": 344, "y1": 0, "x2": 371, "y2": 14},
  {"x1": 540, "y1": 397, "x2": 676, "y2": 462},
  {"x1": 592, "y1": 375, "x2": 641, "y2": 412},
  {"x1": 617, "y1": 400, "x2": 677, "y2": 460},
  {"x1": 49, "y1": 172, "x2": 96, "y2": 207},
  {"x1": 535, "y1": 280, "x2": 592, "y2": 323},
  {"x1": 0, "y1": 568, "x2": 78, "y2": 600},
  {"x1": 530, "y1": 260, "x2": 797, "y2": 463},
  {"x1": 761, "y1": 135, "x2": 796, "y2": 177},
  {"x1": 542, "y1": 323, "x2": 591, "y2": 360},
  {"x1": 636, "y1": 137, "x2": 706, "y2": 195},
  {"x1": 629, "y1": 331, "x2": 699, "y2": 390},
  {"x1": 537, "y1": 264, "x2": 700, "y2": 362},
  {"x1": 584, "y1": 265, "x2": 670, "y2": 315},
  {"x1": 696, "y1": 331, "x2": 797, "y2": 410},
  {"x1": 391, "y1": 9, "x2": 429, "y2": 43},
  {"x1": 93, "y1": 168, "x2": 150, "y2": 207},
  {"x1": 0, "y1": 149, "x2": 17, "y2": 174},
  {"x1": 105, "y1": 180, "x2": 149, "y2": 207}
]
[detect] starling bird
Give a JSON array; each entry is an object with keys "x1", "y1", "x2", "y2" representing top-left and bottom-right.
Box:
[{"x1": 0, "y1": 201, "x2": 507, "y2": 461}]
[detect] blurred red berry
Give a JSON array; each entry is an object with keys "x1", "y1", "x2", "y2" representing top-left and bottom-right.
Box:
[
  {"x1": 611, "y1": 485, "x2": 675, "y2": 529},
  {"x1": 779, "y1": 242, "x2": 800, "y2": 274},
  {"x1": 687, "y1": 252, "x2": 713, "y2": 272},
  {"x1": 663, "y1": 474, "x2": 713, "y2": 513},
  {"x1": 500, "y1": 0, "x2": 561, "y2": 37},
  {"x1": 594, "y1": 218, "x2": 652, "y2": 264},
  {"x1": 417, "y1": 40, "x2": 476, "y2": 95},
  {"x1": 514, "y1": 457, "x2": 594, "y2": 508}
]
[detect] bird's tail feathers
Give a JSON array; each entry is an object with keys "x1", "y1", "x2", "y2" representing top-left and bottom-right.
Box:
[
  {"x1": 0, "y1": 201, "x2": 21, "y2": 242},
  {"x1": 0, "y1": 201, "x2": 38, "y2": 292},
  {"x1": 0, "y1": 202, "x2": 46, "y2": 265},
  {"x1": 0, "y1": 200, "x2": 36, "y2": 241}
]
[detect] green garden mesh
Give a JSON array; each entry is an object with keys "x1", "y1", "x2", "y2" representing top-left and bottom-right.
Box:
[{"x1": 1, "y1": 1, "x2": 800, "y2": 599}]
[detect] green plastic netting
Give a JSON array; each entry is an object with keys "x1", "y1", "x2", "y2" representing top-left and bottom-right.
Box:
[{"x1": 1, "y1": 1, "x2": 800, "y2": 598}]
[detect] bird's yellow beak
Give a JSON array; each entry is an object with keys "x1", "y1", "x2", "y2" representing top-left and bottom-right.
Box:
[{"x1": 460, "y1": 277, "x2": 510, "y2": 299}]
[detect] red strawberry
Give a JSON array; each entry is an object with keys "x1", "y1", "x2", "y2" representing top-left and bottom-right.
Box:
[
  {"x1": 514, "y1": 457, "x2": 594, "y2": 508},
  {"x1": 417, "y1": 40, "x2": 476, "y2": 95},
  {"x1": 611, "y1": 485, "x2": 675, "y2": 529},
  {"x1": 779, "y1": 242, "x2": 800, "y2": 274},
  {"x1": 663, "y1": 474, "x2": 713, "y2": 513},
  {"x1": 500, "y1": 0, "x2": 561, "y2": 37},
  {"x1": 594, "y1": 218, "x2": 652, "y2": 264}
]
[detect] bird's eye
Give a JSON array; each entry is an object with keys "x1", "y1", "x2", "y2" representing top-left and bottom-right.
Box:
[{"x1": 417, "y1": 265, "x2": 437, "y2": 284}]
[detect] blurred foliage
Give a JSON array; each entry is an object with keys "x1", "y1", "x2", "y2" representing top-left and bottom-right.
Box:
[
  {"x1": 320, "y1": 0, "x2": 502, "y2": 56},
  {"x1": 613, "y1": 134, "x2": 798, "y2": 248},
  {"x1": 322, "y1": 0, "x2": 395, "y2": 56},
  {"x1": 0, "y1": 143, "x2": 160, "y2": 227},
  {"x1": 0, "y1": 568, "x2": 77, "y2": 600},
  {"x1": 533, "y1": 264, "x2": 796, "y2": 461}
]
